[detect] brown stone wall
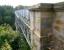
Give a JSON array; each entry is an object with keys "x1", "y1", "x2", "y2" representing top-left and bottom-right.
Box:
[
  {"x1": 40, "y1": 11, "x2": 54, "y2": 50},
  {"x1": 32, "y1": 33, "x2": 41, "y2": 50},
  {"x1": 41, "y1": 11, "x2": 54, "y2": 36},
  {"x1": 46, "y1": 33, "x2": 64, "y2": 50},
  {"x1": 50, "y1": 12, "x2": 64, "y2": 50},
  {"x1": 30, "y1": 7, "x2": 64, "y2": 50},
  {"x1": 34, "y1": 11, "x2": 41, "y2": 35}
]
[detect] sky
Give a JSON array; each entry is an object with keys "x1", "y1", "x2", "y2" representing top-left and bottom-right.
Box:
[{"x1": 0, "y1": 0, "x2": 64, "y2": 7}]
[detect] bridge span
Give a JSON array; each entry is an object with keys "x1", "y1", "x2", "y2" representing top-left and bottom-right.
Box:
[{"x1": 15, "y1": 2, "x2": 64, "y2": 50}]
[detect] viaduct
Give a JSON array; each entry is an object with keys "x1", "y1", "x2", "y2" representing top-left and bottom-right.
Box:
[{"x1": 15, "y1": 2, "x2": 64, "y2": 50}]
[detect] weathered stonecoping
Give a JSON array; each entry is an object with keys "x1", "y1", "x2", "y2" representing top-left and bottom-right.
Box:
[
  {"x1": 29, "y1": 3, "x2": 53, "y2": 11},
  {"x1": 29, "y1": 2, "x2": 64, "y2": 12},
  {"x1": 54, "y1": 2, "x2": 64, "y2": 11}
]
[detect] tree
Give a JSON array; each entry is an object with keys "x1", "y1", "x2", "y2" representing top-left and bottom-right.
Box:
[
  {"x1": 0, "y1": 6, "x2": 15, "y2": 29},
  {"x1": 0, "y1": 24, "x2": 19, "y2": 50}
]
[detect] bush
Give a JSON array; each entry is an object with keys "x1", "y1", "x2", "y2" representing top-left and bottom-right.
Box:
[
  {"x1": 0, "y1": 40, "x2": 12, "y2": 50},
  {"x1": 17, "y1": 33, "x2": 30, "y2": 50},
  {"x1": 0, "y1": 24, "x2": 30, "y2": 50},
  {"x1": 0, "y1": 24, "x2": 19, "y2": 50}
]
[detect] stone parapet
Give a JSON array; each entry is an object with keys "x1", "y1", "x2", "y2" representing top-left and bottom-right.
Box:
[
  {"x1": 29, "y1": 3, "x2": 53, "y2": 11},
  {"x1": 54, "y1": 2, "x2": 64, "y2": 11}
]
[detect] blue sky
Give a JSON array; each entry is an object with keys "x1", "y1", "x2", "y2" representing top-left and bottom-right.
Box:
[{"x1": 0, "y1": 0, "x2": 64, "y2": 7}]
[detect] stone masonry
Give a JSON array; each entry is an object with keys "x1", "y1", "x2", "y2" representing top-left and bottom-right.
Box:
[{"x1": 15, "y1": 2, "x2": 64, "y2": 50}]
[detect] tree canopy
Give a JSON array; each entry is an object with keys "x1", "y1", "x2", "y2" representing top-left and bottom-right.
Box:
[
  {"x1": 0, "y1": 6, "x2": 15, "y2": 30},
  {"x1": 0, "y1": 6, "x2": 15, "y2": 24},
  {"x1": 0, "y1": 24, "x2": 19, "y2": 50}
]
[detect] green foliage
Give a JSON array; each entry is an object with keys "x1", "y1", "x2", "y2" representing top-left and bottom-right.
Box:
[
  {"x1": 15, "y1": 33, "x2": 30, "y2": 50},
  {"x1": 0, "y1": 6, "x2": 15, "y2": 30},
  {"x1": 10, "y1": 31, "x2": 30, "y2": 50},
  {"x1": 0, "y1": 24, "x2": 18, "y2": 42},
  {"x1": 3, "y1": 16, "x2": 11, "y2": 24},
  {"x1": 0, "y1": 5, "x2": 30, "y2": 50},
  {"x1": 0, "y1": 24, "x2": 30, "y2": 50},
  {"x1": 0, "y1": 40, "x2": 12, "y2": 50},
  {"x1": 0, "y1": 24, "x2": 19, "y2": 50}
]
